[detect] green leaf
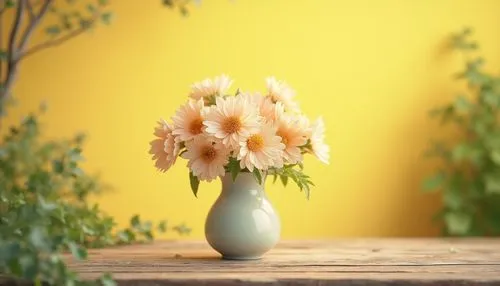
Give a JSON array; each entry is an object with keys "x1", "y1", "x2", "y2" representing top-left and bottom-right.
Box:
[
  {"x1": 98, "y1": 0, "x2": 110, "y2": 6},
  {"x1": 29, "y1": 227, "x2": 48, "y2": 250},
  {"x1": 100, "y1": 12, "x2": 113, "y2": 25},
  {"x1": 445, "y1": 212, "x2": 472, "y2": 235},
  {"x1": 189, "y1": 172, "x2": 199, "y2": 197},
  {"x1": 0, "y1": 241, "x2": 20, "y2": 261},
  {"x1": 52, "y1": 160, "x2": 64, "y2": 173},
  {"x1": 451, "y1": 144, "x2": 470, "y2": 162},
  {"x1": 79, "y1": 18, "x2": 93, "y2": 29},
  {"x1": 87, "y1": 4, "x2": 96, "y2": 13},
  {"x1": 443, "y1": 188, "x2": 462, "y2": 210},
  {"x1": 172, "y1": 223, "x2": 192, "y2": 235},
  {"x1": 101, "y1": 273, "x2": 116, "y2": 286},
  {"x1": 19, "y1": 254, "x2": 37, "y2": 280},
  {"x1": 68, "y1": 242, "x2": 88, "y2": 261},
  {"x1": 130, "y1": 215, "x2": 140, "y2": 228},
  {"x1": 422, "y1": 172, "x2": 446, "y2": 192},
  {"x1": 490, "y1": 150, "x2": 500, "y2": 165},
  {"x1": 252, "y1": 168, "x2": 263, "y2": 185},
  {"x1": 485, "y1": 175, "x2": 500, "y2": 194},
  {"x1": 45, "y1": 25, "x2": 61, "y2": 36},
  {"x1": 227, "y1": 158, "x2": 240, "y2": 181},
  {"x1": 280, "y1": 175, "x2": 288, "y2": 187},
  {"x1": 454, "y1": 95, "x2": 470, "y2": 112},
  {"x1": 0, "y1": 50, "x2": 7, "y2": 61},
  {"x1": 5, "y1": 0, "x2": 15, "y2": 8},
  {"x1": 157, "y1": 220, "x2": 167, "y2": 232}
]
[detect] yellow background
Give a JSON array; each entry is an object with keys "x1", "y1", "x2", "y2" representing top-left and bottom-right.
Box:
[{"x1": 7, "y1": 0, "x2": 500, "y2": 238}]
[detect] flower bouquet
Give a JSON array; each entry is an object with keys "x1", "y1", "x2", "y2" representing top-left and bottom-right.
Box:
[{"x1": 149, "y1": 75, "x2": 329, "y2": 259}]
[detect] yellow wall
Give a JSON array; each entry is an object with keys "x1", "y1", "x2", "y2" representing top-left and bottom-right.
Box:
[{"x1": 8, "y1": 0, "x2": 500, "y2": 238}]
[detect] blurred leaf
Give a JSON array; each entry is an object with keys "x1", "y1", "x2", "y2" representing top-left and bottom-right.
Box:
[
  {"x1": 68, "y1": 242, "x2": 87, "y2": 261},
  {"x1": 98, "y1": 0, "x2": 109, "y2": 6},
  {"x1": 100, "y1": 12, "x2": 113, "y2": 25},
  {"x1": 445, "y1": 212, "x2": 472, "y2": 235},
  {"x1": 485, "y1": 175, "x2": 500, "y2": 194},
  {"x1": 454, "y1": 95, "x2": 470, "y2": 112},
  {"x1": 443, "y1": 187, "x2": 462, "y2": 210},
  {"x1": 422, "y1": 172, "x2": 446, "y2": 192},
  {"x1": 52, "y1": 160, "x2": 64, "y2": 173},
  {"x1": 87, "y1": 4, "x2": 96, "y2": 13},
  {"x1": 5, "y1": 0, "x2": 15, "y2": 8},
  {"x1": 157, "y1": 220, "x2": 167, "y2": 232},
  {"x1": 45, "y1": 25, "x2": 61, "y2": 36},
  {"x1": 490, "y1": 150, "x2": 500, "y2": 165},
  {"x1": 130, "y1": 215, "x2": 140, "y2": 228},
  {"x1": 0, "y1": 50, "x2": 8, "y2": 61},
  {"x1": 451, "y1": 144, "x2": 470, "y2": 162},
  {"x1": 101, "y1": 273, "x2": 116, "y2": 286}
]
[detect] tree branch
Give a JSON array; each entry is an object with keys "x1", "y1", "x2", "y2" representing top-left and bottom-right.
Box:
[
  {"x1": 1, "y1": 0, "x2": 26, "y2": 100},
  {"x1": 20, "y1": 11, "x2": 100, "y2": 60},
  {"x1": 0, "y1": 1, "x2": 4, "y2": 81},
  {"x1": 26, "y1": 0, "x2": 36, "y2": 20},
  {"x1": 18, "y1": 0, "x2": 52, "y2": 55}
]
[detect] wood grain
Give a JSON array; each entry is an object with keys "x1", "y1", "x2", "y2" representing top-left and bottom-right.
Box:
[{"x1": 6, "y1": 239, "x2": 500, "y2": 285}]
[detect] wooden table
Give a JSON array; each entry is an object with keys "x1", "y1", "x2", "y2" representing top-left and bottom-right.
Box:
[{"x1": 70, "y1": 239, "x2": 500, "y2": 285}]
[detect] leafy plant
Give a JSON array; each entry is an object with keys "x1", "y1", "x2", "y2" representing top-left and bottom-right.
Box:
[
  {"x1": 423, "y1": 28, "x2": 500, "y2": 236},
  {"x1": 0, "y1": 107, "x2": 191, "y2": 285},
  {"x1": 0, "y1": 0, "x2": 198, "y2": 285}
]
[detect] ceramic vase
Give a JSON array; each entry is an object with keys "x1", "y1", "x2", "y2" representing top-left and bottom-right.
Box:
[{"x1": 204, "y1": 172, "x2": 280, "y2": 260}]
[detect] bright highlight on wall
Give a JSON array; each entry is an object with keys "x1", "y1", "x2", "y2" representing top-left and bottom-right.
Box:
[{"x1": 8, "y1": 0, "x2": 500, "y2": 238}]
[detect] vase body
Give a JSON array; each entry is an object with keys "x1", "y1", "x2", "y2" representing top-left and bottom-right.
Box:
[{"x1": 205, "y1": 172, "x2": 280, "y2": 260}]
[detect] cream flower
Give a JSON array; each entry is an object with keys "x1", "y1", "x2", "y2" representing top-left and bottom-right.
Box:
[
  {"x1": 181, "y1": 135, "x2": 230, "y2": 182},
  {"x1": 203, "y1": 95, "x2": 261, "y2": 149},
  {"x1": 276, "y1": 113, "x2": 310, "y2": 164},
  {"x1": 266, "y1": 76, "x2": 300, "y2": 113},
  {"x1": 172, "y1": 98, "x2": 206, "y2": 142},
  {"x1": 189, "y1": 74, "x2": 233, "y2": 100},
  {"x1": 238, "y1": 122, "x2": 285, "y2": 172},
  {"x1": 241, "y1": 92, "x2": 281, "y2": 123},
  {"x1": 309, "y1": 117, "x2": 330, "y2": 164},
  {"x1": 149, "y1": 119, "x2": 181, "y2": 172}
]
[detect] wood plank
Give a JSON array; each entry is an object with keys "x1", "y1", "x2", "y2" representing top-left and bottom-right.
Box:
[
  {"x1": 68, "y1": 239, "x2": 500, "y2": 285},
  {"x1": 3, "y1": 239, "x2": 500, "y2": 285}
]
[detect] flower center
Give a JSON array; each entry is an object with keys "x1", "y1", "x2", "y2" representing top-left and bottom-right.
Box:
[
  {"x1": 247, "y1": 134, "x2": 265, "y2": 152},
  {"x1": 277, "y1": 130, "x2": 289, "y2": 146},
  {"x1": 189, "y1": 117, "x2": 204, "y2": 135},
  {"x1": 222, "y1": 116, "x2": 242, "y2": 134},
  {"x1": 201, "y1": 145, "x2": 217, "y2": 163}
]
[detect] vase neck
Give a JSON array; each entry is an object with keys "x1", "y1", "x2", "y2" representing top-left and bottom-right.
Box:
[{"x1": 220, "y1": 172, "x2": 265, "y2": 193}]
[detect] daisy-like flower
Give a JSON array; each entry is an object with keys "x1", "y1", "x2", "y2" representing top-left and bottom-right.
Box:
[
  {"x1": 238, "y1": 122, "x2": 285, "y2": 172},
  {"x1": 266, "y1": 76, "x2": 300, "y2": 113},
  {"x1": 172, "y1": 98, "x2": 206, "y2": 142},
  {"x1": 149, "y1": 119, "x2": 181, "y2": 172},
  {"x1": 189, "y1": 74, "x2": 233, "y2": 101},
  {"x1": 181, "y1": 135, "x2": 230, "y2": 182},
  {"x1": 241, "y1": 92, "x2": 281, "y2": 123},
  {"x1": 203, "y1": 95, "x2": 261, "y2": 149},
  {"x1": 276, "y1": 113, "x2": 310, "y2": 164},
  {"x1": 308, "y1": 117, "x2": 330, "y2": 164}
]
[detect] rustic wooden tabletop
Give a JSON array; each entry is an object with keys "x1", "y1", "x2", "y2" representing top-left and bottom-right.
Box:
[{"x1": 63, "y1": 239, "x2": 500, "y2": 285}]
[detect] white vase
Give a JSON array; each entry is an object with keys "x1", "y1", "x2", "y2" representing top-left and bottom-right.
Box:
[{"x1": 204, "y1": 172, "x2": 280, "y2": 260}]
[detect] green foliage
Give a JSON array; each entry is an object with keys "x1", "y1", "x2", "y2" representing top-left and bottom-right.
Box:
[
  {"x1": 189, "y1": 171, "x2": 199, "y2": 197},
  {"x1": 424, "y1": 28, "x2": 500, "y2": 236},
  {"x1": 269, "y1": 164, "x2": 314, "y2": 199},
  {"x1": 0, "y1": 108, "x2": 190, "y2": 285}
]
